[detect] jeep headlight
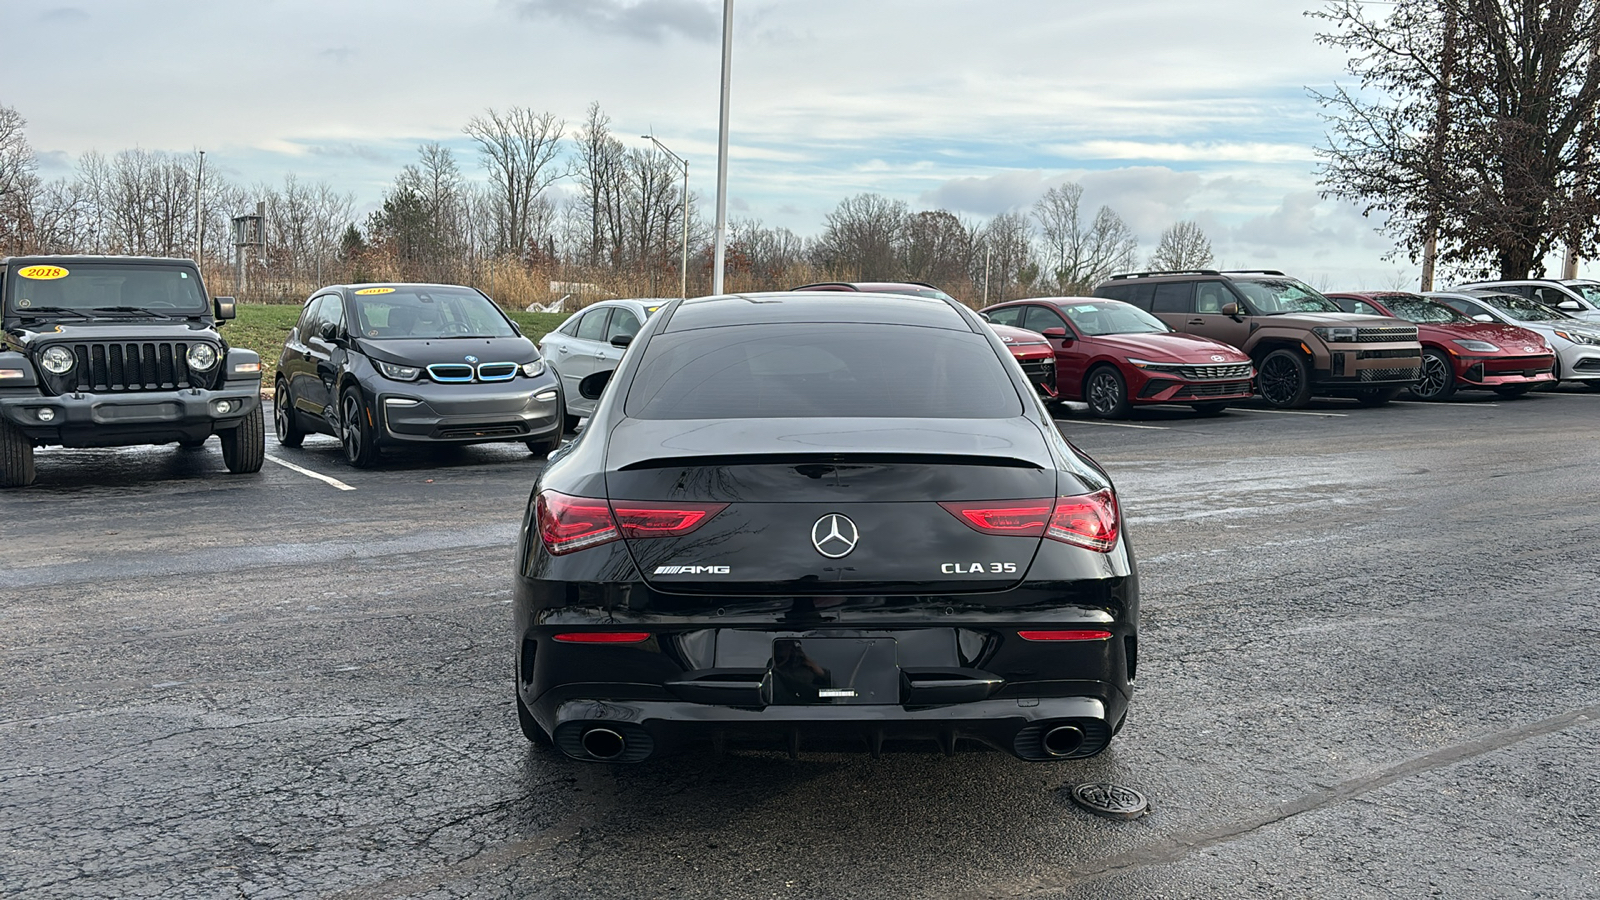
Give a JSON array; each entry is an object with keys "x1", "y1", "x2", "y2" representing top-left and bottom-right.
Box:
[
  {"x1": 186, "y1": 344, "x2": 218, "y2": 371},
  {"x1": 40, "y1": 345, "x2": 75, "y2": 374},
  {"x1": 521, "y1": 359, "x2": 547, "y2": 378},
  {"x1": 1451, "y1": 339, "x2": 1500, "y2": 353},
  {"x1": 378, "y1": 360, "x2": 421, "y2": 381},
  {"x1": 1312, "y1": 326, "x2": 1359, "y2": 342}
]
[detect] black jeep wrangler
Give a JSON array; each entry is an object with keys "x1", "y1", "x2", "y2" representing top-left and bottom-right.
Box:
[{"x1": 0, "y1": 255, "x2": 265, "y2": 487}]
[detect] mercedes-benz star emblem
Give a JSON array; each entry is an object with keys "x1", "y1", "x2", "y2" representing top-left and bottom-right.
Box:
[
  {"x1": 811, "y1": 513, "x2": 859, "y2": 559},
  {"x1": 465, "y1": 355, "x2": 479, "y2": 363}
]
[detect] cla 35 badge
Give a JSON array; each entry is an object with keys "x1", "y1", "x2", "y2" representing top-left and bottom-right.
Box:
[{"x1": 811, "y1": 514, "x2": 858, "y2": 558}]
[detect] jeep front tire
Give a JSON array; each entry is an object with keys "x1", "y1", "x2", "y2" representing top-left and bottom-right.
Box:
[
  {"x1": 0, "y1": 420, "x2": 37, "y2": 487},
  {"x1": 220, "y1": 405, "x2": 266, "y2": 474}
]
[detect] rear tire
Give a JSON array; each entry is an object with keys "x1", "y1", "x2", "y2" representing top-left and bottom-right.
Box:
[
  {"x1": 1407, "y1": 349, "x2": 1457, "y2": 401},
  {"x1": 1190, "y1": 401, "x2": 1229, "y2": 416},
  {"x1": 220, "y1": 405, "x2": 265, "y2": 474},
  {"x1": 340, "y1": 385, "x2": 381, "y2": 469},
  {"x1": 1084, "y1": 366, "x2": 1131, "y2": 419},
  {"x1": 1256, "y1": 349, "x2": 1313, "y2": 409},
  {"x1": 1356, "y1": 386, "x2": 1403, "y2": 407},
  {"x1": 274, "y1": 378, "x2": 306, "y2": 448},
  {"x1": 0, "y1": 420, "x2": 36, "y2": 488}
]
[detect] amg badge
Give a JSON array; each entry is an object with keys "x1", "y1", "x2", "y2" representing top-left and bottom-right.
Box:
[{"x1": 654, "y1": 565, "x2": 731, "y2": 575}]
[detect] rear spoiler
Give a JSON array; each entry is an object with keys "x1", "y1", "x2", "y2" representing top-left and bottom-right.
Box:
[{"x1": 618, "y1": 452, "x2": 1045, "y2": 472}]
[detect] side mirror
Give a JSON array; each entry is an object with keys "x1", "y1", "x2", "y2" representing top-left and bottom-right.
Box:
[
  {"x1": 1472, "y1": 314, "x2": 1494, "y2": 323},
  {"x1": 213, "y1": 296, "x2": 236, "y2": 320},
  {"x1": 1221, "y1": 302, "x2": 1242, "y2": 319},
  {"x1": 510, "y1": 321, "x2": 523, "y2": 336},
  {"x1": 1040, "y1": 327, "x2": 1070, "y2": 342},
  {"x1": 978, "y1": 311, "x2": 993, "y2": 323},
  {"x1": 318, "y1": 320, "x2": 340, "y2": 341},
  {"x1": 578, "y1": 369, "x2": 613, "y2": 400},
  {"x1": 1556, "y1": 300, "x2": 1583, "y2": 311},
  {"x1": 609, "y1": 333, "x2": 634, "y2": 349}
]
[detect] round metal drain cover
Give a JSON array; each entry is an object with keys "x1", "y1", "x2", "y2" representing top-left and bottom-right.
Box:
[{"x1": 1069, "y1": 782, "x2": 1150, "y2": 820}]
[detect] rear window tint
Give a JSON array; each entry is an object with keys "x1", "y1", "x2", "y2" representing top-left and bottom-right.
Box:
[{"x1": 625, "y1": 324, "x2": 1022, "y2": 419}]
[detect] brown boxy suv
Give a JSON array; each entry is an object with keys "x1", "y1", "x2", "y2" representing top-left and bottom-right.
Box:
[{"x1": 1093, "y1": 270, "x2": 1423, "y2": 408}]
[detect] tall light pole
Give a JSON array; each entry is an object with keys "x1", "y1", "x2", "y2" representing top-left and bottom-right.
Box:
[
  {"x1": 643, "y1": 134, "x2": 690, "y2": 299},
  {"x1": 193, "y1": 150, "x2": 206, "y2": 264},
  {"x1": 712, "y1": 0, "x2": 733, "y2": 295}
]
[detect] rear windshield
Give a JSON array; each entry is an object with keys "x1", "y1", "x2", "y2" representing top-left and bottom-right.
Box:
[
  {"x1": 625, "y1": 324, "x2": 1022, "y2": 419},
  {"x1": 6, "y1": 262, "x2": 207, "y2": 315},
  {"x1": 1231, "y1": 278, "x2": 1342, "y2": 314}
]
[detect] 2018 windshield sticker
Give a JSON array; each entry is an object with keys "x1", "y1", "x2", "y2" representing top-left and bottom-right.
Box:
[
  {"x1": 354, "y1": 287, "x2": 395, "y2": 295},
  {"x1": 18, "y1": 265, "x2": 69, "y2": 280}
]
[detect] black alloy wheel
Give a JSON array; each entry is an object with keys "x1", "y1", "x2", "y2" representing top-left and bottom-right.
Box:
[
  {"x1": 1407, "y1": 349, "x2": 1456, "y2": 401},
  {"x1": 274, "y1": 379, "x2": 306, "y2": 448},
  {"x1": 1257, "y1": 349, "x2": 1313, "y2": 409},
  {"x1": 220, "y1": 406, "x2": 266, "y2": 474},
  {"x1": 1356, "y1": 386, "x2": 1403, "y2": 407},
  {"x1": 1084, "y1": 366, "x2": 1131, "y2": 419},
  {"x1": 0, "y1": 419, "x2": 36, "y2": 488},
  {"x1": 1190, "y1": 401, "x2": 1230, "y2": 416},
  {"x1": 340, "y1": 386, "x2": 381, "y2": 468}
]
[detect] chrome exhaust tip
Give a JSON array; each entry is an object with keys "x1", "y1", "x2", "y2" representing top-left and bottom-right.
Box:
[
  {"x1": 580, "y1": 727, "x2": 627, "y2": 760},
  {"x1": 1041, "y1": 724, "x2": 1086, "y2": 758}
]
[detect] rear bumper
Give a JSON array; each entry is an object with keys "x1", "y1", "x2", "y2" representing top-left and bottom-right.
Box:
[{"x1": 0, "y1": 384, "x2": 261, "y2": 447}]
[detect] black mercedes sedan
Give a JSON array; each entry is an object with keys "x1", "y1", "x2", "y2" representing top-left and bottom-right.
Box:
[
  {"x1": 513, "y1": 290, "x2": 1138, "y2": 763},
  {"x1": 275, "y1": 283, "x2": 563, "y2": 467}
]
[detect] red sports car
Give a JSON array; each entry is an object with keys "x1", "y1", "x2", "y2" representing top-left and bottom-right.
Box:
[
  {"x1": 791, "y1": 281, "x2": 1056, "y2": 398},
  {"x1": 1327, "y1": 292, "x2": 1555, "y2": 400},
  {"x1": 982, "y1": 297, "x2": 1254, "y2": 418}
]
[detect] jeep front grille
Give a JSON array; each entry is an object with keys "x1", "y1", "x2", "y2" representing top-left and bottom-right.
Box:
[
  {"x1": 1355, "y1": 326, "x2": 1418, "y2": 342},
  {"x1": 40, "y1": 341, "x2": 218, "y2": 395}
]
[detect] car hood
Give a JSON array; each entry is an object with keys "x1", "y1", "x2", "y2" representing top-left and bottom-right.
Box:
[
  {"x1": 1086, "y1": 332, "x2": 1250, "y2": 363},
  {"x1": 1419, "y1": 322, "x2": 1550, "y2": 352},
  {"x1": 356, "y1": 335, "x2": 537, "y2": 366},
  {"x1": 1259, "y1": 312, "x2": 1400, "y2": 327},
  {"x1": 11, "y1": 318, "x2": 220, "y2": 348}
]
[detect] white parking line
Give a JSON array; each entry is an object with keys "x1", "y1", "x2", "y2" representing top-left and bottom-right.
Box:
[
  {"x1": 265, "y1": 455, "x2": 356, "y2": 491},
  {"x1": 1233, "y1": 409, "x2": 1349, "y2": 418},
  {"x1": 1058, "y1": 420, "x2": 1169, "y2": 430}
]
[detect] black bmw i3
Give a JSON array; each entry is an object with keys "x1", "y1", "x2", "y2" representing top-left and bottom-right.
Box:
[
  {"x1": 513, "y1": 291, "x2": 1138, "y2": 762},
  {"x1": 275, "y1": 283, "x2": 564, "y2": 467}
]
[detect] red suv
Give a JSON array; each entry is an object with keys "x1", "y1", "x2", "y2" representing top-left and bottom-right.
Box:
[
  {"x1": 982, "y1": 297, "x2": 1254, "y2": 418},
  {"x1": 1327, "y1": 292, "x2": 1555, "y2": 400},
  {"x1": 790, "y1": 282, "x2": 1056, "y2": 398}
]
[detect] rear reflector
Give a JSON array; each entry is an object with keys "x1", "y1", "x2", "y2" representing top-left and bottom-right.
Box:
[
  {"x1": 553, "y1": 632, "x2": 652, "y2": 643},
  {"x1": 940, "y1": 488, "x2": 1120, "y2": 553},
  {"x1": 536, "y1": 491, "x2": 621, "y2": 556},
  {"x1": 1018, "y1": 630, "x2": 1113, "y2": 642},
  {"x1": 611, "y1": 500, "x2": 729, "y2": 538}
]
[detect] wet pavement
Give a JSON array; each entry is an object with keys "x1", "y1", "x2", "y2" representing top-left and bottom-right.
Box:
[{"x1": 4, "y1": 391, "x2": 1599, "y2": 898}]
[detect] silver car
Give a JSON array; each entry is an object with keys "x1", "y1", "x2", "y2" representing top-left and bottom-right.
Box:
[
  {"x1": 538, "y1": 299, "x2": 669, "y2": 427},
  {"x1": 1428, "y1": 291, "x2": 1600, "y2": 388},
  {"x1": 1449, "y1": 279, "x2": 1600, "y2": 323}
]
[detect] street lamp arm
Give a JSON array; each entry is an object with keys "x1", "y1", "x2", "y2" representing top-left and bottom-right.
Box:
[{"x1": 641, "y1": 135, "x2": 689, "y2": 172}]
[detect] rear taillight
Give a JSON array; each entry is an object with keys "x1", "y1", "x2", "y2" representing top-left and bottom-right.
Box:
[
  {"x1": 537, "y1": 491, "x2": 620, "y2": 555},
  {"x1": 1018, "y1": 630, "x2": 1113, "y2": 641},
  {"x1": 553, "y1": 632, "x2": 652, "y2": 643},
  {"x1": 1047, "y1": 488, "x2": 1119, "y2": 552},
  {"x1": 536, "y1": 491, "x2": 728, "y2": 555},
  {"x1": 611, "y1": 501, "x2": 729, "y2": 538},
  {"x1": 940, "y1": 489, "x2": 1119, "y2": 552},
  {"x1": 937, "y1": 499, "x2": 1052, "y2": 536}
]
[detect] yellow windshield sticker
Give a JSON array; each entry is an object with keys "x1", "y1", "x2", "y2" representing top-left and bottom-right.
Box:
[
  {"x1": 18, "y1": 265, "x2": 69, "y2": 280},
  {"x1": 354, "y1": 287, "x2": 395, "y2": 295}
]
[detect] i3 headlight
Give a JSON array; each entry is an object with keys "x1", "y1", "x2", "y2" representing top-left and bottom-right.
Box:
[
  {"x1": 186, "y1": 344, "x2": 218, "y2": 371},
  {"x1": 40, "y1": 345, "x2": 75, "y2": 374},
  {"x1": 1451, "y1": 339, "x2": 1500, "y2": 353},
  {"x1": 521, "y1": 359, "x2": 547, "y2": 378},
  {"x1": 1312, "y1": 326, "x2": 1359, "y2": 342},
  {"x1": 378, "y1": 361, "x2": 421, "y2": 381}
]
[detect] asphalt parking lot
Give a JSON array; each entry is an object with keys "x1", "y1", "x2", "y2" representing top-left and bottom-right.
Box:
[{"x1": 4, "y1": 390, "x2": 1600, "y2": 899}]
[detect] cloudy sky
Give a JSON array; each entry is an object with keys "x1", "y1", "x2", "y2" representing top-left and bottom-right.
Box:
[{"x1": 9, "y1": 0, "x2": 1571, "y2": 287}]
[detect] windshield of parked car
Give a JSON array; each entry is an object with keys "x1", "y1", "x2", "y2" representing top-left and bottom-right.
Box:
[
  {"x1": 352, "y1": 287, "x2": 516, "y2": 339},
  {"x1": 1231, "y1": 278, "x2": 1343, "y2": 314},
  {"x1": 1385, "y1": 298, "x2": 1468, "y2": 324},
  {"x1": 1058, "y1": 300, "x2": 1172, "y2": 335},
  {"x1": 1566, "y1": 282, "x2": 1600, "y2": 304},
  {"x1": 1475, "y1": 292, "x2": 1566, "y2": 322},
  {"x1": 626, "y1": 324, "x2": 1020, "y2": 419},
  {"x1": 5, "y1": 262, "x2": 208, "y2": 315}
]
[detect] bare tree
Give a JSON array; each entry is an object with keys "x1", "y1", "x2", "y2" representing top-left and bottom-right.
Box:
[
  {"x1": 814, "y1": 193, "x2": 907, "y2": 280},
  {"x1": 571, "y1": 103, "x2": 628, "y2": 268},
  {"x1": 977, "y1": 211, "x2": 1038, "y2": 302},
  {"x1": 1032, "y1": 182, "x2": 1138, "y2": 293},
  {"x1": 0, "y1": 104, "x2": 38, "y2": 252},
  {"x1": 1147, "y1": 220, "x2": 1215, "y2": 270},
  {"x1": 899, "y1": 209, "x2": 974, "y2": 290},
  {"x1": 464, "y1": 107, "x2": 565, "y2": 259},
  {"x1": 1311, "y1": 0, "x2": 1600, "y2": 278}
]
